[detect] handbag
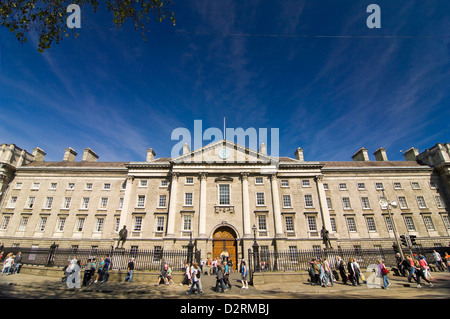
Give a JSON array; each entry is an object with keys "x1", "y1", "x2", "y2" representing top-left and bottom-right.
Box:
[{"x1": 382, "y1": 267, "x2": 389, "y2": 275}]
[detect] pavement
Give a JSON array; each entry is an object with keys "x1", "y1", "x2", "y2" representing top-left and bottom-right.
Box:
[{"x1": 0, "y1": 269, "x2": 449, "y2": 300}]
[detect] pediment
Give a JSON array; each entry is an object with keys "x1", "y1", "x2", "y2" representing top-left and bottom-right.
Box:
[{"x1": 172, "y1": 139, "x2": 278, "y2": 165}]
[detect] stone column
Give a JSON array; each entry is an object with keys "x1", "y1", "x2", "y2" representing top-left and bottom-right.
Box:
[
  {"x1": 315, "y1": 175, "x2": 333, "y2": 232},
  {"x1": 166, "y1": 172, "x2": 179, "y2": 238},
  {"x1": 198, "y1": 172, "x2": 208, "y2": 238},
  {"x1": 119, "y1": 175, "x2": 134, "y2": 230},
  {"x1": 241, "y1": 172, "x2": 251, "y2": 237},
  {"x1": 270, "y1": 174, "x2": 284, "y2": 238}
]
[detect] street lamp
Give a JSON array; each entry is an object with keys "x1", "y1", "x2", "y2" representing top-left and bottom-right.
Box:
[
  {"x1": 252, "y1": 224, "x2": 260, "y2": 271},
  {"x1": 380, "y1": 188, "x2": 404, "y2": 259}
]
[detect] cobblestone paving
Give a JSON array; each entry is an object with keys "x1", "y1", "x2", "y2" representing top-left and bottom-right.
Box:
[{"x1": 0, "y1": 271, "x2": 449, "y2": 299}]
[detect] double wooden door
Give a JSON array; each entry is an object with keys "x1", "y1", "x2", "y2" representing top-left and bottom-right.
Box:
[{"x1": 213, "y1": 227, "x2": 237, "y2": 269}]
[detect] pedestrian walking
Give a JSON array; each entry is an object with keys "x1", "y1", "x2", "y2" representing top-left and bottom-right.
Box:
[
  {"x1": 155, "y1": 260, "x2": 169, "y2": 286},
  {"x1": 377, "y1": 259, "x2": 390, "y2": 290},
  {"x1": 336, "y1": 256, "x2": 347, "y2": 285},
  {"x1": 401, "y1": 255, "x2": 414, "y2": 283},
  {"x1": 82, "y1": 258, "x2": 93, "y2": 286},
  {"x1": 166, "y1": 264, "x2": 175, "y2": 285},
  {"x1": 180, "y1": 263, "x2": 191, "y2": 286},
  {"x1": 223, "y1": 261, "x2": 232, "y2": 290},
  {"x1": 444, "y1": 252, "x2": 450, "y2": 273},
  {"x1": 347, "y1": 257, "x2": 357, "y2": 286},
  {"x1": 125, "y1": 257, "x2": 135, "y2": 282},
  {"x1": 413, "y1": 259, "x2": 433, "y2": 288},
  {"x1": 187, "y1": 262, "x2": 202, "y2": 295},
  {"x1": 432, "y1": 250, "x2": 444, "y2": 271},
  {"x1": 94, "y1": 257, "x2": 104, "y2": 283},
  {"x1": 11, "y1": 252, "x2": 22, "y2": 274},
  {"x1": 419, "y1": 256, "x2": 433, "y2": 280},
  {"x1": 323, "y1": 258, "x2": 334, "y2": 287},
  {"x1": 240, "y1": 260, "x2": 248, "y2": 289},
  {"x1": 101, "y1": 255, "x2": 111, "y2": 284},
  {"x1": 352, "y1": 258, "x2": 362, "y2": 285},
  {"x1": 215, "y1": 264, "x2": 227, "y2": 293}
]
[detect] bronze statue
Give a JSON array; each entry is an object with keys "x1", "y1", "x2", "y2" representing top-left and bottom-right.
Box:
[
  {"x1": 116, "y1": 225, "x2": 128, "y2": 249},
  {"x1": 321, "y1": 226, "x2": 333, "y2": 249}
]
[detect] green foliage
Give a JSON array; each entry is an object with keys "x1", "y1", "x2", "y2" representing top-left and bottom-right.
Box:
[{"x1": 0, "y1": 0, "x2": 175, "y2": 53}]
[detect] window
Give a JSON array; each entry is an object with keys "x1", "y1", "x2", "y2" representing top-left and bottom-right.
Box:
[
  {"x1": 423, "y1": 216, "x2": 435, "y2": 231},
  {"x1": 26, "y1": 197, "x2": 36, "y2": 209},
  {"x1": 133, "y1": 216, "x2": 143, "y2": 232},
  {"x1": 156, "y1": 216, "x2": 165, "y2": 232},
  {"x1": 67, "y1": 183, "x2": 75, "y2": 190},
  {"x1": 346, "y1": 217, "x2": 357, "y2": 232},
  {"x1": 137, "y1": 195, "x2": 145, "y2": 208},
  {"x1": 256, "y1": 192, "x2": 265, "y2": 206},
  {"x1": 302, "y1": 180, "x2": 310, "y2": 187},
  {"x1": 31, "y1": 182, "x2": 40, "y2": 190},
  {"x1": 385, "y1": 216, "x2": 394, "y2": 231},
  {"x1": 81, "y1": 197, "x2": 90, "y2": 209},
  {"x1": 185, "y1": 177, "x2": 194, "y2": 185},
  {"x1": 366, "y1": 216, "x2": 377, "y2": 232},
  {"x1": 0, "y1": 216, "x2": 10, "y2": 230},
  {"x1": 393, "y1": 182, "x2": 402, "y2": 190},
  {"x1": 429, "y1": 182, "x2": 438, "y2": 190},
  {"x1": 255, "y1": 177, "x2": 264, "y2": 185},
  {"x1": 379, "y1": 196, "x2": 388, "y2": 209},
  {"x1": 398, "y1": 196, "x2": 408, "y2": 209},
  {"x1": 99, "y1": 197, "x2": 108, "y2": 209},
  {"x1": 75, "y1": 218, "x2": 85, "y2": 232},
  {"x1": 114, "y1": 218, "x2": 120, "y2": 232},
  {"x1": 219, "y1": 184, "x2": 230, "y2": 205},
  {"x1": 118, "y1": 198, "x2": 124, "y2": 210},
  {"x1": 411, "y1": 182, "x2": 420, "y2": 190},
  {"x1": 184, "y1": 193, "x2": 193, "y2": 206},
  {"x1": 307, "y1": 216, "x2": 317, "y2": 231},
  {"x1": 342, "y1": 197, "x2": 352, "y2": 209},
  {"x1": 121, "y1": 180, "x2": 127, "y2": 190},
  {"x1": 304, "y1": 195, "x2": 314, "y2": 208},
  {"x1": 326, "y1": 198, "x2": 333, "y2": 210},
  {"x1": 14, "y1": 182, "x2": 22, "y2": 189},
  {"x1": 44, "y1": 197, "x2": 53, "y2": 209},
  {"x1": 330, "y1": 217, "x2": 337, "y2": 232},
  {"x1": 56, "y1": 217, "x2": 66, "y2": 232},
  {"x1": 357, "y1": 183, "x2": 366, "y2": 190},
  {"x1": 85, "y1": 183, "x2": 93, "y2": 190},
  {"x1": 7, "y1": 196, "x2": 17, "y2": 208},
  {"x1": 95, "y1": 218, "x2": 104, "y2": 232},
  {"x1": 416, "y1": 196, "x2": 427, "y2": 208},
  {"x1": 153, "y1": 246, "x2": 163, "y2": 262},
  {"x1": 50, "y1": 183, "x2": 57, "y2": 190},
  {"x1": 63, "y1": 197, "x2": 71, "y2": 209},
  {"x1": 258, "y1": 215, "x2": 267, "y2": 231},
  {"x1": 18, "y1": 216, "x2": 28, "y2": 231},
  {"x1": 285, "y1": 216, "x2": 294, "y2": 232},
  {"x1": 404, "y1": 216, "x2": 416, "y2": 231},
  {"x1": 282, "y1": 195, "x2": 291, "y2": 208},
  {"x1": 442, "y1": 215, "x2": 450, "y2": 230},
  {"x1": 375, "y1": 183, "x2": 383, "y2": 190},
  {"x1": 161, "y1": 180, "x2": 168, "y2": 187},
  {"x1": 281, "y1": 180, "x2": 289, "y2": 187},
  {"x1": 158, "y1": 195, "x2": 167, "y2": 208},
  {"x1": 183, "y1": 215, "x2": 192, "y2": 231},
  {"x1": 339, "y1": 183, "x2": 347, "y2": 191},
  {"x1": 361, "y1": 197, "x2": 371, "y2": 209},
  {"x1": 139, "y1": 180, "x2": 148, "y2": 187},
  {"x1": 288, "y1": 246, "x2": 299, "y2": 262},
  {"x1": 435, "y1": 196, "x2": 445, "y2": 209},
  {"x1": 37, "y1": 216, "x2": 47, "y2": 232},
  {"x1": 323, "y1": 183, "x2": 329, "y2": 190},
  {"x1": 103, "y1": 183, "x2": 111, "y2": 190}
]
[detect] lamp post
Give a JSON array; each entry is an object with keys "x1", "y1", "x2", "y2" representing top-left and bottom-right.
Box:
[
  {"x1": 187, "y1": 232, "x2": 194, "y2": 265},
  {"x1": 380, "y1": 188, "x2": 404, "y2": 260},
  {"x1": 252, "y1": 224, "x2": 260, "y2": 272}
]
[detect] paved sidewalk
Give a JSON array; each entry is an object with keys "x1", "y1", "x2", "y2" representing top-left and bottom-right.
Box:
[{"x1": 0, "y1": 270, "x2": 449, "y2": 299}]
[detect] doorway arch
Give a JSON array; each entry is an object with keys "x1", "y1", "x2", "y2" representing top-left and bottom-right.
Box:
[{"x1": 212, "y1": 226, "x2": 238, "y2": 270}]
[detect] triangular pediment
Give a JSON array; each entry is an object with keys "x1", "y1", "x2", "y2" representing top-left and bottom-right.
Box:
[{"x1": 171, "y1": 139, "x2": 278, "y2": 165}]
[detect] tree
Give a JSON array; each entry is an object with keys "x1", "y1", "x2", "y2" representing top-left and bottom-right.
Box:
[{"x1": 0, "y1": 0, "x2": 176, "y2": 53}]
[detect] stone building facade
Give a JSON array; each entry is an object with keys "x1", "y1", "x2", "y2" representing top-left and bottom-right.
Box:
[{"x1": 0, "y1": 141, "x2": 449, "y2": 264}]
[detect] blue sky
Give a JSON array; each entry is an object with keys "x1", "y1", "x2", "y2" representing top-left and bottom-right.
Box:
[{"x1": 0, "y1": 0, "x2": 449, "y2": 162}]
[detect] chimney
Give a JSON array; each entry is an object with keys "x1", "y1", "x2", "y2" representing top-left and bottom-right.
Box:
[
  {"x1": 32, "y1": 147, "x2": 46, "y2": 162},
  {"x1": 403, "y1": 147, "x2": 419, "y2": 161},
  {"x1": 146, "y1": 148, "x2": 156, "y2": 161},
  {"x1": 294, "y1": 147, "x2": 304, "y2": 161},
  {"x1": 259, "y1": 142, "x2": 267, "y2": 155},
  {"x1": 82, "y1": 148, "x2": 99, "y2": 162},
  {"x1": 352, "y1": 147, "x2": 369, "y2": 161},
  {"x1": 373, "y1": 147, "x2": 388, "y2": 161},
  {"x1": 182, "y1": 143, "x2": 190, "y2": 156},
  {"x1": 63, "y1": 147, "x2": 77, "y2": 162}
]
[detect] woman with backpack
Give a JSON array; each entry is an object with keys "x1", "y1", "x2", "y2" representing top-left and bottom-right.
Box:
[{"x1": 187, "y1": 262, "x2": 202, "y2": 295}]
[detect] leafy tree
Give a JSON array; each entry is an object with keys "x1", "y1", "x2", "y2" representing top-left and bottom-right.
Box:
[{"x1": 0, "y1": 0, "x2": 176, "y2": 52}]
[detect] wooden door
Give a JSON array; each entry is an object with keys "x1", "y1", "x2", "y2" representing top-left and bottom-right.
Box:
[{"x1": 213, "y1": 227, "x2": 237, "y2": 269}]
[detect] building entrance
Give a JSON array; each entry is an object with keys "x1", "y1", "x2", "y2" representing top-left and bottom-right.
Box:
[{"x1": 212, "y1": 226, "x2": 238, "y2": 270}]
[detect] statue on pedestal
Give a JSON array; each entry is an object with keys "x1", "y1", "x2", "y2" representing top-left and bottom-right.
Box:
[
  {"x1": 321, "y1": 226, "x2": 333, "y2": 249},
  {"x1": 116, "y1": 225, "x2": 128, "y2": 249}
]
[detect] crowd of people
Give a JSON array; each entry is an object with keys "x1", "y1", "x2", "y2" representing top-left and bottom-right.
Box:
[
  {"x1": 62, "y1": 255, "x2": 112, "y2": 289},
  {"x1": 0, "y1": 251, "x2": 22, "y2": 275}
]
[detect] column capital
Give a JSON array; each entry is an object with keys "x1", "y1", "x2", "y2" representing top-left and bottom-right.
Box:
[
  {"x1": 171, "y1": 172, "x2": 180, "y2": 180},
  {"x1": 199, "y1": 172, "x2": 208, "y2": 180},
  {"x1": 240, "y1": 172, "x2": 249, "y2": 180},
  {"x1": 315, "y1": 175, "x2": 324, "y2": 182},
  {"x1": 270, "y1": 174, "x2": 278, "y2": 181}
]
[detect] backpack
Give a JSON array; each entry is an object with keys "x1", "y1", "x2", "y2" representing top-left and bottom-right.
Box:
[{"x1": 196, "y1": 268, "x2": 201, "y2": 279}]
